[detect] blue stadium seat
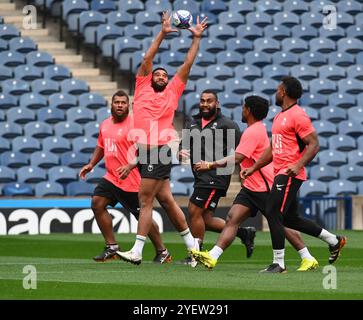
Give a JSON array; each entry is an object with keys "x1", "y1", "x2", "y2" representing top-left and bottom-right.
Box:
[
  {"x1": 337, "y1": 0, "x2": 362, "y2": 15},
  {"x1": 113, "y1": 37, "x2": 141, "y2": 60},
  {"x1": 336, "y1": 12, "x2": 355, "y2": 28},
  {"x1": 3, "y1": 182, "x2": 33, "y2": 197},
  {"x1": 301, "y1": 106, "x2": 319, "y2": 121},
  {"x1": 84, "y1": 122, "x2": 100, "y2": 138},
  {"x1": 0, "y1": 137, "x2": 11, "y2": 153},
  {"x1": 96, "y1": 107, "x2": 111, "y2": 122},
  {"x1": 196, "y1": 78, "x2": 224, "y2": 93},
  {"x1": 300, "y1": 93, "x2": 327, "y2": 109},
  {"x1": 283, "y1": 0, "x2": 309, "y2": 14},
  {"x1": 338, "y1": 79, "x2": 363, "y2": 95},
  {"x1": 318, "y1": 136, "x2": 329, "y2": 151},
  {"x1": 35, "y1": 181, "x2": 64, "y2": 197},
  {"x1": 266, "y1": 106, "x2": 280, "y2": 122},
  {"x1": 330, "y1": 92, "x2": 356, "y2": 109},
  {"x1": 319, "y1": 27, "x2": 345, "y2": 41},
  {"x1": 189, "y1": 65, "x2": 205, "y2": 81},
  {"x1": 66, "y1": 181, "x2": 95, "y2": 196},
  {"x1": 272, "y1": 51, "x2": 299, "y2": 67},
  {"x1": 219, "y1": 92, "x2": 241, "y2": 109},
  {"x1": 281, "y1": 38, "x2": 308, "y2": 54},
  {"x1": 339, "y1": 165, "x2": 363, "y2": 182},
  {"x1": 160, "y1": 51, "x2": 184, "y2": 67},
  {"x1": 19, "y1": 92, "x2": 47, "y2": 110},
  {"x1": 0, "y1": 122, "x2": 22, "y2": 139},
  {"x1": 54, "y1": 121, "x2": 84, "y2": 139},
  {"x1": 0, "y1": 66, "x2": 12, "y2": 81},
  {"x1": 43, "y1": 136, "x2": 72, "y2": 153},
  {"x1": 218, "y1": 12, "x2": 244, "y2": 28},
  {"x1": 170, "y1": 37, "x2": 192, "y2": 54},
  {"x1": 310, "y1": 38, "x2": 336, "y2": 53},
  {"x1": 17, "y1": 166, "x2": 47, "y2": 183},
  {"x1": 145, "y1": 0, "x2": 171, "y2": 14},
  {"x1": 236, "y1": 25, "x2": 263, "y2": 41},
  {"x1": 2, "y1": 79, "x2": 30, "y2": 96},
  {"x1": 290, "y1": 65, "x2": 317, "y2": 80},
  {"x1": 329, "y1": 135, "x2": 356, "y2": 152},
  {"x1": 49, "y1": 93, "x2": 77, "y2": 110},
  {"x1": 66, "y1": 107, "x2": 94, "y2": 124},
  {"x1": 141, "y1": 38, "x2": 168, "y2": 54},
  {"x1": 49, "y1": 166, "x2": 78, "y2": 184},
  {"x1": 202, "y1": 38, "x2": 225, "y2": 54},
  {"x1": 90, "y1": 0, "x2": 116, "y2": 14},
  {"x1": 225, "y1": 79, "x2": 251, "y2": 95},
  {"x1": 338, "y1": 120, "x2": 363, "y2": 138},
  {"x1": 96, "y1": 24, "x2": 123, "y2": 57},
  {"x1": 72, "y1": 137, "x2": 98, "y2": 154},
  {"x1": 313, "y1": 120, "x2": 337, "y2": 137},
  {"x1": 30, "y1": 151, "x2": 59, "y2": 169},
  {"x1": 347, "y1": 106, "x2": 363, "y2": 123},
  {"x1": 246, "y1": 11, "x2": 272, "y2": 27},
  {"x1": 24, "y1": 122, "x2": 53, "y2": 139},
  {"x1": 358, "y1": 52, "x2": 363, "y2": 65},
  {"x1": 206, "y1": 65, "x2": 233, "y2": 81},
  {"x1": 12, "y1": 136, "x2": 41, "y2": 153},
  {"x1": 14, "y1": 64, "x2": 43, "y2": 81},
  {"x1": 254, "y1": 38, "x2": 280, "y2": 53},
  {"x1": 320, "y1": 106, "x2": 346, "y2": 123},
  {"x1": 319, "y1": 150, "x2": 347, "y2": 167},
  {"x1": 184, "y1": 80, "x2": 196, "y2": 95},
  {"x1": 85, "y1": 166, "x2": 104, "y2": 183},
  {"x1": 170, "y1": 181, "x2": 189, "y2": 196},
  {"x1": 0, "y1": 24, "x2": 20, "y2": 40},
  {"x1": 291, "y1": 25, "x2": 318, "y2": 41},
  {"x1": 264, "y1": 25, "x2": 290, "y2": 41},
  {"x1": 44, "y1": 65, "x2": 72, "y2": 81},
  {"x1": 81, "y1": 11, "x2": 106, "y2": 44},
  {"x1": 274, "y1": 11, "x2": 299, "y2": 27},
  {"x1": 229, "y1": 0, "x2": 254, "y2": 14},
  {"x1": 37, "y1": 107, "x2": 65, "y2": 124},
  {"x1": 300, "y1": 12, "x2": 324, "y2": 28},
  {"x1": 349, "y1": 148, "x2": 363, "y2": 166},
  {"x1": 118, "y1": 0, "x2": 144, "y2": 14},
  {"x1": 253, "y1": 79, "x2": 278, "y2": 95},
  {"x1": 0, "y1": 38, "x2": 7, "y2": 52},
  {"x1": 256, "y1": 0, "x2": 281, "y2": 14},
  {"x1": 183, "y1": 92, "x2": 200, "y2": 115},
  {"x1": 61, "y1": 78, "x2": 89, "y2": 95},
  {"x1": 346, "y1": 25, "x2": 363, "y2": 41},
  {"x1": 6, "y1": 107, "x2": 36, "y2": 124},
  {"x1": 318, "y1": 65, "x2": 345, "y2": 81},
  {"x1": 173, "y1": 0, "x2": 199, "y2": 17},
  {"x1": 310, "y1": 165, "x2": 338, "y2": 182},
  {"x1": 135, "y1": 11, "x2": 161, "y2": 27},
  {"x1": 63, "y1": 0, "x2": 89, "y2": 31},
  {"x1": 202, "y1": 0, "x2": 227, "y2": 14},
  {"x1": 244, "y1": 51, "x2": 270, "y2": 68},
  {"x1": 328, "y1": 52, "x2": 355, "y2": 67},
  {"x1": 337, "y1": 38, "x2": 363, "y2": 54},
  {"x1": 299, "y1": 180, "x2": 328, "y2": 197},
  {"x1": 310, "y1": 79, "x2": 336, "y2": 95},
  {"x1": 208, "y1": 25, "x2": 235, "y2": 40},
  {"x1": 216, "y1": 51, "x2": 244, "y2": 67},
  {"x1": 9, "y1": 37, "x2": 37, "y2": 53},
  {"x1": 328, "y1": 180, "x2": 357, "y2": 196},
  {"x1": 358, "y1": 181, "x2": 363, "y2": 194},
  {"x1": 0, "y1": 151, "x2": 28, "y2": 168},
  {"x1": 32, "y1": 79, "x2": 60, "y2": 95},
  {"x1": 347, "y1": 65, "x2": 363, "y2": 81},
  {"x1": 26, "y1": 51, "x2": 54, "y2": 67},
  {"x1": 0, "y1": 51, "x2": 24, "y2": 67},
  {"x1": 0, "y1": 166, "x2": 16, "y2": 183},
  {"x1": 300, "y1": 52, "x2": 326, "y2": 67},
  {"x1": 79, "y1": 93, "x2": 107, "y2": 109},
  {"x1": 232, "y1": 106, "x2": 242, "y2": 121},
  {"x1": 61, "y1": 151, "x2": 90, "y2": 169},
  {"x1": 124, "y1": 24, "x2": 150, "y2": 40},
  {"x1": 235, "y1": 65, "x2": 261, "y2": 81}
]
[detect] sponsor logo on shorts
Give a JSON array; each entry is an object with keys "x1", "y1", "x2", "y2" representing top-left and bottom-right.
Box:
[
  {"x1": 196, "y1": 197, "x2": 204, "y2": 201},
  {"x1": 147, "y1": 165, "x2": 154, "y2": 172},
  {"x1": 210, "y1": 202, "x2": 216, "y2": 208},
  {"x1": 276, "y1": 184, "x2": 285, "y2": 191}
]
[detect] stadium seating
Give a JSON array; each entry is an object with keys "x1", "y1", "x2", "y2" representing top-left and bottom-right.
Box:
[
  {"x1": 35, "y1": 181, "x2": 64, "y2": 197},
  {"x1": 66, "y1": 181, "x2": 95, "y2": 196},
  {"x1": 3, "y1": 182, "x2": 33, "y2": 196}
]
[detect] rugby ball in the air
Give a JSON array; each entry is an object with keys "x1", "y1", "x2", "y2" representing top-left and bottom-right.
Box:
[{"x1": 172, "y1": 10, "x2": 193, "y2": 29}]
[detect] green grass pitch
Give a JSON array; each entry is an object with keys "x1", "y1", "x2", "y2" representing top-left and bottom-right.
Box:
[{"x1": 0, "y1": 231, "x2": 362, "y2": 300}]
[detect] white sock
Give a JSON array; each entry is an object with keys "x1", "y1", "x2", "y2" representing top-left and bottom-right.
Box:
[
  {"x1": 273, "y1": 249, "x2": 285, "y2": 269},
  {"x1": 209, "y1": 246, "x2": 223, "y2": 260},
  {"x1": 107, "y1": 243, "x2": 119, "y2": 251},
  {"x1": 319, "y1": 229, "x2": 338, "y2": 246},
  {"x1": 180, "y1": 228, "x2": 196, "y2": 249},
  {"x1": 298, "y1": 247, "x2": 313, "y2": 260},
  {"x1": 131, "y1": 235, "x2": 146, "y2": 257}
]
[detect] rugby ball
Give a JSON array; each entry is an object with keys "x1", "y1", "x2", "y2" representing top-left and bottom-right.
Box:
[{"x1": 172, "y1": 10, "x2": 193, "y2": 29}]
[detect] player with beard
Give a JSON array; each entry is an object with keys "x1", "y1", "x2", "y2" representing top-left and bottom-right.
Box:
[
  {"x1": 178, "y1": 90, "x2": 256, "y2": 264},
  {"x1": 79, "y1": 90, "x2": 171, "y2": 264},
  {"x1": 243, "y1": 77, "x2": 347, "y2": 273},
  {"x1": 117, "y1": 12, "x2": 208, "y2": 265}
]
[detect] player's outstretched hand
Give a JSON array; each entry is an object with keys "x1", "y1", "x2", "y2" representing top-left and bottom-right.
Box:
[
  {"x1": 188, "y1": 16, "x2": 208, "y2": 38},
  {"x1": 161, "y1": 11, "x2": 179, "y2": 34},
  {"x1": 79, "y1": 164, "x2": 93, "y2": 180}
]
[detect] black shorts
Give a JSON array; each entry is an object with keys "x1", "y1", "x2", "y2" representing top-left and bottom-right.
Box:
[
  {"x1": 137, "y1": 145, "x2": 172, "y2": 180},
  {"x1": 93, "y1": 178, "x2": 140, "y2": 218},
  {"x1": 189, "y1": 188, "x2": 226, "y2": 211},
  {"x1": 233, "y1": 187, "x2": 268, "y2": 217}
]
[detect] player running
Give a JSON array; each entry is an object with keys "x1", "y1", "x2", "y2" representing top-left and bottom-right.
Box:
[
  {"x1": 79, "y1": 90, "x2": 171, "y2": 264},
  {"x1": 243, "y1": 77, "x2": 346, "y2": 273},
  {"x1": 191, "y1": 95, "x2": 318, "y2": 271},
  {"x1": 116, "y1": 12, "x2": 208, "y2": 266}
]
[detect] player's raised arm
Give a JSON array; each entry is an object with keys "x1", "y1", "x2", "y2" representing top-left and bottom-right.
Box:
[
  {"x1": 137, "y1": 11, "x2": 178, "y2": 77},
  {"x1": 177, "y1": 16, "x2": 208, "y2": 84}
]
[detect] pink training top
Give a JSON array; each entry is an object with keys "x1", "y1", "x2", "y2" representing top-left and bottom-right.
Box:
[
  {"x1": 235, "y1": 121, "x2": 274, "y2": 192},
  {"x1": 271, "y1": 104, "x2": 315, "y2": 181},
  {"x1": 201, "y1": 118, "x2": 212, "y2": 129},
  {"x1": 132, "y1": 73, "x2": 186, "y2": 146},
  {"x1": 97, "y1": 115, "x2": 140, "y2": 192}
]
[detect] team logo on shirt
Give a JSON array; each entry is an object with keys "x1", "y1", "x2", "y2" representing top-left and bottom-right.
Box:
[
  {"x1": 211, "y1": 122, "x2": 218, "y2": 129},
  {"x1": 282, "y1": 117, "x2": 287, "y2": 126},
  {"x1": 147, "y1": 165, "x2": 154, "y2": 172}
]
